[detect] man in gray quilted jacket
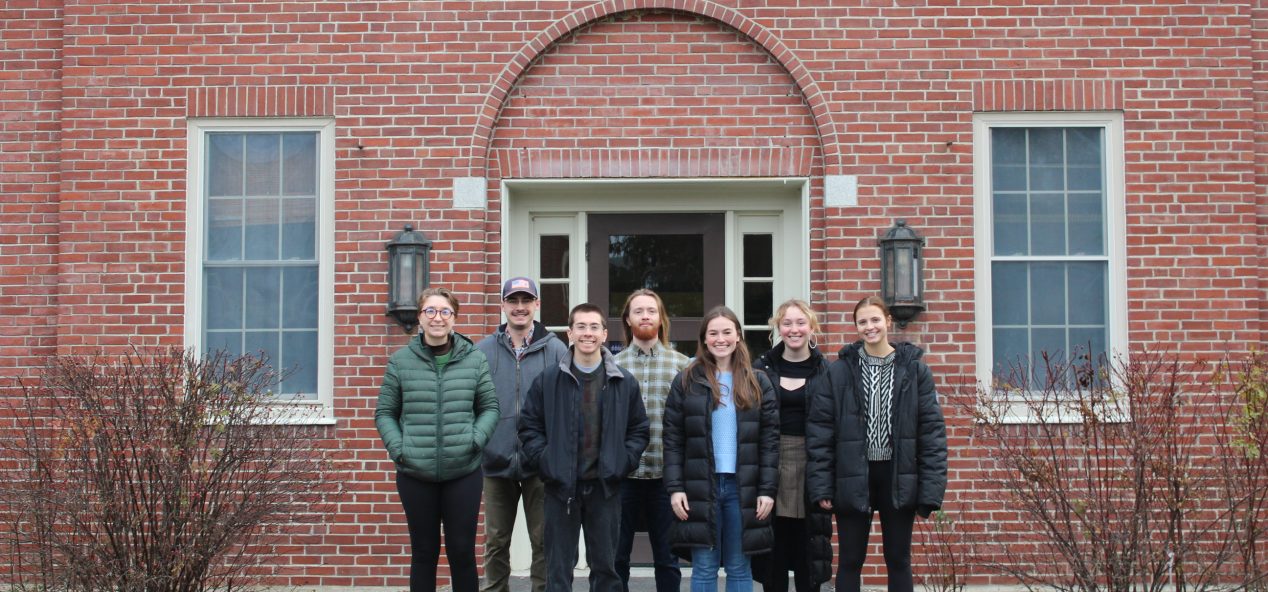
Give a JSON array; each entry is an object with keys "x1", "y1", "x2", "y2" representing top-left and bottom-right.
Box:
[{"x1": 478, "y1": 276, "x2": 569, "y2": 592}]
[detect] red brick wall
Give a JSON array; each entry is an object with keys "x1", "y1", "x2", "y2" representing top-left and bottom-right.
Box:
[
  {"x1": 2, "y1": 0, "x2": 1263, "y2": 588},
  {"x1": 0, "y1": 1, "x2": 61, "y2": 393},
  {"x1": 1255, "y1": 1, "x2": 1268, "y2": 331}
]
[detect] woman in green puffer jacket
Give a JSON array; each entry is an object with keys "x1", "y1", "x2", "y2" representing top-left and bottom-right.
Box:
[{"x1": 376, "y1": 287, "x2": 499, "y2": 592}]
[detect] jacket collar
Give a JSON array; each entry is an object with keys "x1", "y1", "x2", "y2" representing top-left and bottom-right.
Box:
[
  {"x1": 837, "y1": 340, "x2": 922, "y2": 365},
  {"x1": 495, "y1": 320, "x2": 557, "y2": 352},
  {"x1": 557, "y1": 345, "x2": 624, "y2": 380},
  {"x1": 409, "y1": 331, "x2": 475, "y2": 361},
  {"x1": 755, "y1": 341, "x2": 825, "y2": 373}
]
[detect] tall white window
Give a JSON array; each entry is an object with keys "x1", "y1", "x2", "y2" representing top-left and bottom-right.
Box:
[
  {"x1": 974, "y1": 112, "x2": 1126, "y2": 391},
  {"x1": 186, "y1": 119, "x2": 335, "y2": 422}
]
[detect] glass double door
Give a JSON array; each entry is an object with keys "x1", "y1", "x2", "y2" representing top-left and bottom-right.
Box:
[{"x1": 587, "y1": 213, "x2": 725, "y2": 356}]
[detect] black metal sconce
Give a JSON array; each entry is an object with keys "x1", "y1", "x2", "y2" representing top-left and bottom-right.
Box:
[
  {"x1": 879, "y1": 219, "x2": 925, "y2": 328},
  {"x1": 385, "y1": 224, "x2": 432, "y2": 334}
]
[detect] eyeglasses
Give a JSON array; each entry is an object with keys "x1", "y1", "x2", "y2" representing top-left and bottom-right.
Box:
[
  {"x1": 570, "y1": 323, "x2": 604, "y2": 332},
  {"x1": 423, "y1": 307, "x2": 455, "y2": 319}
]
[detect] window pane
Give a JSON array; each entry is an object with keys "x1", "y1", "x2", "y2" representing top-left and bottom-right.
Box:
[
  {"x1": 1030, "y1": 263, "x2": 1066, "y2": 326},
  {"x1": 1030, "y1": 165, "x2": 1064, "y2": 191},
  {"x1": 1031, "y1": 327, "x2": 1068, "y2": 380},
  {"x1": 1030, "y1": 192, "x2": 1066, "y2": 256},
  {"x1": 283, "y1": 266, "x2": 319, "y2": 329},
  {"x1": 743, "y1": 282, "x2": 773, "y2": 326},
  {"x1": 1028, "y1": 128, "x2": 1064, "y2": 165},
  {"x1": 281, "y1": 331, "x2": 318, "y2": 399},
  {"x1": 280, "y1": 198, "x2": 316, "y2": 260},
  {"x1": 540, "y1": 283, "x2": 568, "y2": 327},
  {"x1": 993, "y1": 327, "x2": 1029, "y2": 381},
  {"x1": 282, "y1": 133, "x2": 317, "y2": 196},
  {"x1": 991, "y1": 262, "x2": 1028, "y2": 325},
  {"x1": 992, "y1": 128, "x2": 1027, "y2": 165},
  {"x1": 207, "y1": 199, "x2": 243, "y2": 261},
  {"x1": 205, "y1": 267, "x2": 242, "y2": 330},
  {"x1": 243, "y1": 198, "x2": 280, "y2": 261},
  {"x1": 1068, "y1": 193, "x2": 1105, "y2": 255},
  {"x1": 244, "y1": 330, "x2": 279, "y2": 363},
  {"x1": 245, "y1": 134, "x2": 280, "y2": 196},
  {"x1": 244, "y1": 267, "x2": 281, "y2": 329},
  {"x1": 1066, "y1": 128, "x2": 1102, "y2": 165},
  {"x1": 743, "y1": 234, "x2": 773, "y2": 277},
  {"x1": 992, "y1": 193, "x2": 1028, "y2": 256},
  {"x1": 1069, "y1": 327, "x2": 1106, "y2": 365},
  {"x1": 207, "y1": 134, "x2": 243, "y2": 197},
  {"x1": 205, "y1": 330, "x2": 241, "y2": 356},
  {"x1": 608, "y1": 234, "x2": 703, "y2": 318},
  {"x1": 540, "y1": 235, "x2": 569, "y2": 279},
  {"x1": 1067, "y1": 262, "x2": 1107, "y2": 325}
]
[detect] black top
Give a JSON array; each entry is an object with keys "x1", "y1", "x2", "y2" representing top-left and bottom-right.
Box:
[{"x1": 772, "y1": 355, "x2": 815, "y2": 435}]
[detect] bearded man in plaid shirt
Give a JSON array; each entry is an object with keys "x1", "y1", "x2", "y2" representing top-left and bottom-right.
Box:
[{"x1": 611, "y1": 289, "x2": 691, "y2": 592}]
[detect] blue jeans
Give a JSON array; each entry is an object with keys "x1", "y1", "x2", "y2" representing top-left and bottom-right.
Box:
[
  {"x1": 617, "y1": 478, "x2": 681, "y2": 592},
  {"x1": 691, "y1": 474, "x2": 751, "y2": 592}
]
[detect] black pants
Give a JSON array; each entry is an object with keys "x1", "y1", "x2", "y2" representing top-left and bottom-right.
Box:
[
  {"x1": 397, "y1": 469, "x2": 483, "y2": 592},
  {"x1": 834, "y1": 461, "x2": 916, "y2": 592},
  {"x1": 765, "y1": 516, "x2": 819, "y2": 592},
  {"x1": 616, "y1": 478, "x2": 681, "y2": 592},
  {"x1": 543, "y1": 480, "x2": 623, "y2": 592}
]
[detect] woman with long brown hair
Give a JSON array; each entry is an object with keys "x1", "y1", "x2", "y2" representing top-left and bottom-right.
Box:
[{"x1": 662, "y1": 305, "x2": 780, "y2": 592}]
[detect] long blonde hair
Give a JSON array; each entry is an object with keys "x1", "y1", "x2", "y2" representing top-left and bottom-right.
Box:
[
  {"x1": 619, "y1": 288, "x2": 671, "y2": 346},
  {"x1": 682, "y1": 306, "x2": 762, "y2": 410}
]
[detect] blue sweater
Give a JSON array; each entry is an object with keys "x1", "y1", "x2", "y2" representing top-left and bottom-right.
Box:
[{"x1": 711, "y1": 372, "x2": 737, "y2": 473}]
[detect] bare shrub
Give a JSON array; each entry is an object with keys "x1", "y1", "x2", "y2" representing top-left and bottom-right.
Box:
[
  {"x1": 968, "y1": 349, "x2": 1268, "y2": 592},
  {"x1": 0, "y1": 347, "x2": 337, "y2": 592}
]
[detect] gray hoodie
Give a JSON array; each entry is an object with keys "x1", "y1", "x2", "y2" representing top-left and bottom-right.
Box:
[{"x1": 476, "y1": 321, "x2": 569, "y2": 479}]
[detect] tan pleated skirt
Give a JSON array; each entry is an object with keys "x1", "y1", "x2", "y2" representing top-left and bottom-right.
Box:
[{"x1": 776, "y1": 434, "x2": 806, "y2": 519}]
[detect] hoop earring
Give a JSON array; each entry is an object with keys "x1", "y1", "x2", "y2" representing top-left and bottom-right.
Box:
[{"x1": 809, "y1": 338, "x2": 818, "y2": 350}]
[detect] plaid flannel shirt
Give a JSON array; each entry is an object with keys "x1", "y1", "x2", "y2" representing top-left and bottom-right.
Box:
[{"x1": 614, "y1": 340, "x2": 690, "y2": 480}]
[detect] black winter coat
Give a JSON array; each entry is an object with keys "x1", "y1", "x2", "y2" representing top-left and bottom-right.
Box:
[
  {"x1": 518, "y1": 349, "x2": 650, "y2": 502},
  {"x1": 807, "y1": 341, "x2": 947, "y2": 517},
  {"x1": 663, "y1": 364, "x2": 780, "y2": 558},
  {"x1": 752, "y1": 344, "x2": 834, "y2": 587}
]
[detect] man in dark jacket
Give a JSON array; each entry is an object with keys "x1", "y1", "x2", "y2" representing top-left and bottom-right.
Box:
[
  {"x1": 519, "y1": 303, "x2": 650, "y2": 592},
  {"x1": 478, "y1": 277, "x2": 569, "y2": 592}
]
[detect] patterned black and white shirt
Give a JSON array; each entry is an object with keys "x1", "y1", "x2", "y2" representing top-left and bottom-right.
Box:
[{"x1": 860, "y1": 345, "x2": 896, "y2": 462}]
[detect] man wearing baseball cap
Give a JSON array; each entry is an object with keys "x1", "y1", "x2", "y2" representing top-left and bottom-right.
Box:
[{"x1": 478, "y1": 276, "x2": 568, "y2": 592}]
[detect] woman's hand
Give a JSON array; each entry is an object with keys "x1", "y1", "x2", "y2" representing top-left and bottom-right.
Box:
[
  {"x1": 671, "y1": 492, "x2": 690, "y2": 520},
  {"x1": 756, "y1": 495, "x2": 774, "y2": 520},
  {"x1": 818, "y1": 499, "x2": 833, "y2": 511}
]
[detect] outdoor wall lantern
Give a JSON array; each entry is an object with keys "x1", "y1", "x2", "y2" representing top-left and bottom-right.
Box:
[
  {"x1": 879, "y1": 219, "x2": 926, "y2": 328},
  {"x1": 385, "y1": 224, "x2": 432, "y2": 334}
]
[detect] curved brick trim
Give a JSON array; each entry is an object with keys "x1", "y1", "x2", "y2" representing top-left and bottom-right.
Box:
[
  {"x1": 468, "y1": 0, "x2": 840, "y2": 178},
  {"x1": 972, "y1": 79, "x2": 1125, "y2": 112}
]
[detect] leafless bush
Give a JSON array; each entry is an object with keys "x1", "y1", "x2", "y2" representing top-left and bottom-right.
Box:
[
  {"x1": 0, "y1": 347, "x2": 337, "y2": 592},
  {"x1": 968, "y1": 349, "x2": 1268, "y2": 592},
  {"x1": 917, "y1": 508, "x2": 968, "y2": 592}
]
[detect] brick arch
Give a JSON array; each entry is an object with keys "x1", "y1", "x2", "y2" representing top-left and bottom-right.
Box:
[{"x1": 466, "y1": 0, "x2": 841, "y2": 177}]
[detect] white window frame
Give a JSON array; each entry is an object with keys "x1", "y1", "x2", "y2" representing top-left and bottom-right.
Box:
[
  {"x1": 972, "y1": 112, "x2": 1128, "y2": 422},
  {"x1": 184, "y1": 118, "x2": 336, "y2": 425}
]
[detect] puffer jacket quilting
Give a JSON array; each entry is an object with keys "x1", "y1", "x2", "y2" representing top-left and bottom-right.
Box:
[
  {"x1": 662, "y1": 365, "x2": 779, "y2": 558},
  {"x1": 375, "y1": 332, "x2": 500, "y2": 482}
]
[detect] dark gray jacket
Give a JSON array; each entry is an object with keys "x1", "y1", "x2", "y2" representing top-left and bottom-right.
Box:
[
  {"x1": 518, "y1": 348, "x2": 650, "y2": 502},
  {"x1": 477, "y1": 321, "x2": 569, "y2": 479}
]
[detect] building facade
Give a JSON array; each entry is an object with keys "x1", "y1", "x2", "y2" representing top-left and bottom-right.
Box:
[{"x1": 3, "y1": 0, "x2": 1266, "y2": 588}]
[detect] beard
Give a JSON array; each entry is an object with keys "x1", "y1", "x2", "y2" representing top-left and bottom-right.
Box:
[{"x1": 630, "y1": 323, "x2": 660, "y2": 342}]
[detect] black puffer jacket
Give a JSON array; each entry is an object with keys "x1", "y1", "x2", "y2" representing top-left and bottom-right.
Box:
[
  {"x1": 662, "y1": 364, "x2": 779, "y2": 558},
  {"x1": 753, "y1": 344, "x2": 834, "y2": 587},
  {"x1": 808, "y1": 341, "x2": 947, "y2": 516}
]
